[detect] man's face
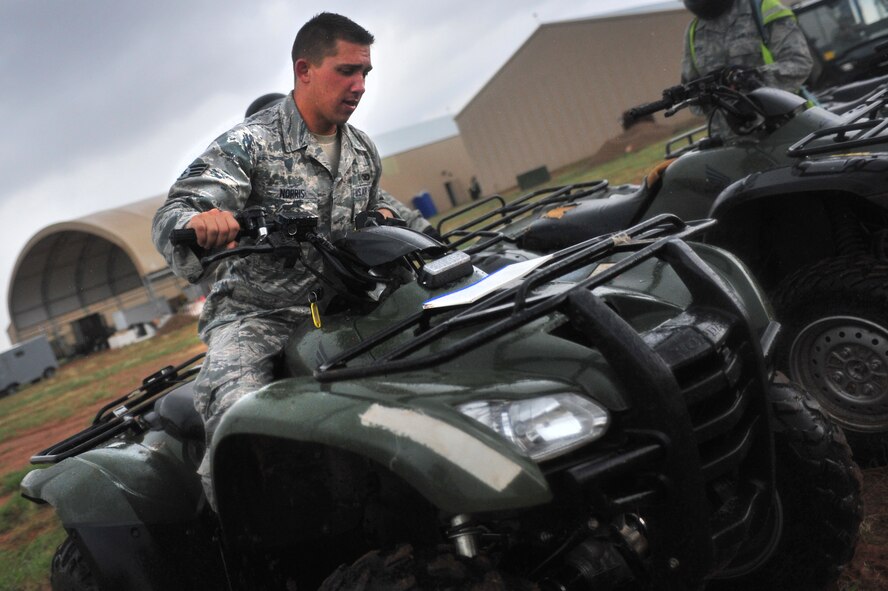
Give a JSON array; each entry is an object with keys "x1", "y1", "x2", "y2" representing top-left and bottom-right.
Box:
[{"x1": 295, "y1": 39, "x2": 372, "y2": 135}]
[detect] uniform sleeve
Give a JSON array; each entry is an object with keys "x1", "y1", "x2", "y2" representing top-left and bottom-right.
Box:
[
  {"x1": 379, "y1": 189, "x2": 433, "y2": 232},
  {"x1": 151, "y1": 126, "x2": 255, "y2": 282},
  {"x1": 346, "y1": 126, "x2": 432, "y2": 232},
  {"x1": 681, "y1": 20, "x2": 698, "y2": 84},
  {"x1": 350, "y1": 128, "x2": 390, "y2": 215},
  {"x1": 759, "y1": 16, "x2": 814, "y2": 92}
]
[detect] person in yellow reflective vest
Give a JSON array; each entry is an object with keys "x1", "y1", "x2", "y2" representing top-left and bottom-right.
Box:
[
  {"x1": 680, "y1": 0, "x2": 814, "y2": 135},
  {"x1": 681, "y1": 0, "x2": 813, "y2": 92}
]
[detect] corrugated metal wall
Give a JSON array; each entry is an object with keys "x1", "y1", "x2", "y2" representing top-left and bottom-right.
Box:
[{"x1": 456, "y1": 8, "x2": 694, "y2": 193}]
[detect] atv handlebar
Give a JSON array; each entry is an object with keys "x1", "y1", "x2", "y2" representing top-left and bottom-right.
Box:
[
  {"x1": 170, "y1": 208, "x2": 326, "y2": 269},
  {"x1": 169, "y1": 207, "x2": 436, "y2": 299},
  {"x1": 169, "y1": 205, "x2": 303, "y2": 249},
  {"x1": 622, "y1": 67, "x2": 763, "y2": 129}
]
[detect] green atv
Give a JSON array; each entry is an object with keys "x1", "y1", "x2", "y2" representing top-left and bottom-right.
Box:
[
  {"x1": 21, "y1": 209, "x2": 860, "y2": 590},
  {"x1": 452, "y1": 68, "x2": 888, "y2": 461}
]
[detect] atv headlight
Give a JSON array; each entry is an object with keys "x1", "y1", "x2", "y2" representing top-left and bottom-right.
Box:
[{"x1": 458, "y1": 394, "x2": 609, "y2": 462}]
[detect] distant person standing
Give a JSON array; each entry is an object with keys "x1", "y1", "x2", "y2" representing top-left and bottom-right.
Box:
[
  {"x1": 469, "y1": 176, "x2": 482, "y2": 201},
  {"x1": 681, "y1": 0, "x2": 813, "y2": 93}
]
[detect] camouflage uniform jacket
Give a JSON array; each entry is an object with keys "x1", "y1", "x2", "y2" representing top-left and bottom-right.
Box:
[
  {"x1": 152, "y1": 94, "x2": 396, "y2": 337},
  {"x1": 681, "y1": 0, "x2": 813, "y2": 92}
]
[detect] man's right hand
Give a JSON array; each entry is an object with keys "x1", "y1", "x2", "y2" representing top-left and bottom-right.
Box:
[{"x1": 187, "y1": 209, "x2": 240, "y2": 250}]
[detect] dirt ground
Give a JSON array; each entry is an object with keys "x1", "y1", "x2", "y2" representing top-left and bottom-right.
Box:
[
  {"x1": 834, "y1": 464, "x2": 888, "y2": 590},
  {"x1": 588, "y1": 118, "x2": 694, "y2": 166},
  {"x1": 0, "y1": 339, "x2": 207, "y2": 475}
]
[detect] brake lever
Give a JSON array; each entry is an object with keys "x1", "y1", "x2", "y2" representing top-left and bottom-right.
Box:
[
  {"x1": 665, "y1": 99, "x2": 694, "y2": 117},
  {"x1": 200, "y1": 243, "x2": 275, "y2": 267}
]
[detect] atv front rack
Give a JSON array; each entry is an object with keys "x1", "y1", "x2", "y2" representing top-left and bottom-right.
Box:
[
  {"x1": 30, "y1": 353, "x2": 204, "y2": 464},
  {"x1": 788, "y1": 87, "x2": 888, "y2": 156},
  {"x1": 436, "y1": 180, "x2": 609, "y2": 253},
  {"x1": 317, "y1": 214, "x2": 732, "y2": 382}
]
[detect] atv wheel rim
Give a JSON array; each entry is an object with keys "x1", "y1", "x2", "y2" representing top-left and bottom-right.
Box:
[{"x1": 789, "y1": 315, "x2": 888, "y2": 432}]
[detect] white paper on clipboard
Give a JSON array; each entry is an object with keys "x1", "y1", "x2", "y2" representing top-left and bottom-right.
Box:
[{"x1": 422, "y1": 254, "x2": 554, "y2": 309}]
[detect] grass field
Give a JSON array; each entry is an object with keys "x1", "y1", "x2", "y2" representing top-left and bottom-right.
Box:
[{"x1": 1, "y1": 130, "x2": 884, "y2": 590}]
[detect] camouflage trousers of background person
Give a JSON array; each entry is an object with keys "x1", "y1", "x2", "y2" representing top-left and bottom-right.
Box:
[{"x1": 194, "y1": 309, "x2": 309, "y2": 510}]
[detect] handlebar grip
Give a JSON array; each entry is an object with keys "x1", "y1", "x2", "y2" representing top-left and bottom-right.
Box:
[
  {"x1": 623, "y1": 97, "x2": 672, "y2": 124},
  {"x1": 170, "y1": 228, "x2": 198, "y2": 246}
]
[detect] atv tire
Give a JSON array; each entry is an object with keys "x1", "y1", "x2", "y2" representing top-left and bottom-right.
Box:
[
  {"x1": 318, "y1": 543, "x2": 538, "y2": 590},
  {"x1": 772, "y1": 255, "x2": 888, "y2": 463},
  {"x1": 51, "y1": 536, "x2": 99, "y2": 591},
  {"x1": 711, "y1": 382, "x2": 862, "y2": 590}
]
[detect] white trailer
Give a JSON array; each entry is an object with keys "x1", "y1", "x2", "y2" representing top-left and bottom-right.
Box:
[{"x1": 0, "y1": 335, "x2": 59, "y2": 396}]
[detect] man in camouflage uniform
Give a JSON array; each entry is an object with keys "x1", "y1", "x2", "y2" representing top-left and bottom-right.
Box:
[
  {"x1": 681, "y1": 0, "x2": 813, "y2": 132},
  {"x1": 152, "y1": 13, "x2": 398, "y2": 508},
  {"x1": 243, "y1": 92, "x2": 441, "y2": 237}
]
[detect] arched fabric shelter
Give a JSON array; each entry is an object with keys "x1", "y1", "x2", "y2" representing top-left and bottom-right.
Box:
[{"x1": 7, "y1": 195, "x2": 193, "y2": 353}]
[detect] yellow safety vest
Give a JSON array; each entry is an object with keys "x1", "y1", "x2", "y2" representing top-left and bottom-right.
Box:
[{"x1": 688, "y1": 0, "x2": 796, "y2": 72}]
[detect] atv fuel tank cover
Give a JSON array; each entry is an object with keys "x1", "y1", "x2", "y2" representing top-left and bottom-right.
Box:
[
  {"x1": 747, "y1": 87, "x2": 807, "y2": 117},
  {"x1": 360, "y1": 403, "x2": 523, "y2": 492}
]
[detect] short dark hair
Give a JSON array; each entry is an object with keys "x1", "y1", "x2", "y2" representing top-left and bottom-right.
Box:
[{"x1": 291, "y1": 13, "x2": 374, "y2": 65}]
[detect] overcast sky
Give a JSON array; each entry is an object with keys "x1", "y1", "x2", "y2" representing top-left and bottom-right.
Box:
[{"x1": 0, "y1": 0, "x2": 680, "y2": 349}]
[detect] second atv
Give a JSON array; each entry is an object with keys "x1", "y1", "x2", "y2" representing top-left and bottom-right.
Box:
[{"x1": 445, "y1": 68, "x2": 888, "y2": 460}]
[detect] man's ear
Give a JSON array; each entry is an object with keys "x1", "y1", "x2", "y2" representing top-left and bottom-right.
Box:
[{"x1": 295, "y1": 59, "x2": 311, "y2": 83}]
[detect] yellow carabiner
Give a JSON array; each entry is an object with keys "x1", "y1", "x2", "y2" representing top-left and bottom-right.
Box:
[{"x1": 309, "y1": 292, "x2": 322, "y2": 329}]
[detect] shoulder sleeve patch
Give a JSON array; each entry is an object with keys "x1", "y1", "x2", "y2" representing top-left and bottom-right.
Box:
[{"x1": 177, "y1": 163, "x2": 210, "y2": 181}]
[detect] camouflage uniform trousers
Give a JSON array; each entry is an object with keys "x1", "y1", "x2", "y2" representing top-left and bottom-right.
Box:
[{"x1": 194, "y1": 308, "x2": 308, "y2": 509}]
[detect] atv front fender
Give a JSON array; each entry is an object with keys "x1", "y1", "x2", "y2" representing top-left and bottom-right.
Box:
[
  {"x1": 711, "y1": 154, "x2": 888, "y2": 219},
  {"x1": 21, "y1": 428, "x2": 202, "y2": 526},
  {"x1": 21, "y1": 429, "x2": 224, "y2": 591},
  {"x1": 214, "y1": 379, "x2": 553, "y2": 514},
  {"x1": 690, "y1": 243, "x2": 775, "y2": 334}
]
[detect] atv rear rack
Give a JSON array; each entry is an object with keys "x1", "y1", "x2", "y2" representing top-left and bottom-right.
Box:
[
  {"x1": 436, "y1": 180, "x2": 609, "y2": 253},
  {"x1": 30, "y1": 353, "x2": 204, "y2": 464},
  {"x1": 316, "y1": 214, "x2": 744, "y2": 383},
  {"x1": 788, "y1": 87, "x2": 888, "y2": 156}
]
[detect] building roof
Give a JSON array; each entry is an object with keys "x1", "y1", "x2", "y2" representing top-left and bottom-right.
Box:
[
  {"x1": 374, "y1": 115, "x2": 460, "y2": 158},
  {"x1": 8, "y1": 194, "x2": 170, "y2": 331},
  {"x1": 14, "y1": 194, "x2": 169, "y2": 281}
]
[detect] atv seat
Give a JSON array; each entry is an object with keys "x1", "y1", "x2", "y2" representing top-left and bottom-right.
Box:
[
  {"x1": 154, "y1": 382, "x2": 205, "y2": 442},
  {"x1": 518, "y1": 186, "x2": 649, "y2": 252}
]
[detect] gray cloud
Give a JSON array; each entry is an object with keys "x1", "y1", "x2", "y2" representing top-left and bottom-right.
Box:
[{"x1": 0, "y1": 0, "x2": 285, "y2": 195}]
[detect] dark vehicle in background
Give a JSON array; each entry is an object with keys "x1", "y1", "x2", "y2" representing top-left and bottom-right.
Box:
[{"x1": 793, "y1": 0, "x2": 888, "y2": 88}]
